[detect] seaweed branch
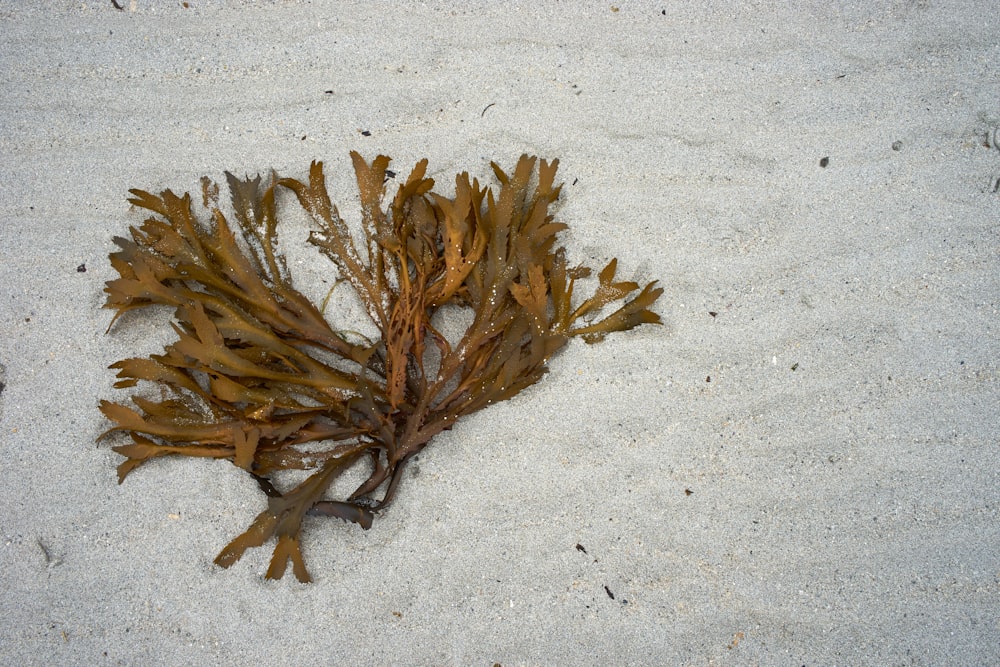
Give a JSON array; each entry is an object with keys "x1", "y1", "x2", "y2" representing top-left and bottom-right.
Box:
[{"x1": 100, "y1": 152, "x2": 662, "y2": 582}]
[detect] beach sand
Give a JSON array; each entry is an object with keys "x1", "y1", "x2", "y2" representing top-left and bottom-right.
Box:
[{"x1": 0, "y1": 2, "x2": 997, "y2": 664}]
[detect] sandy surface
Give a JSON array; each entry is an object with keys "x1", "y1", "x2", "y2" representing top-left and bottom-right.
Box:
[{"x1": 1, "y1": 1, "x2": 998, "y2": 664}]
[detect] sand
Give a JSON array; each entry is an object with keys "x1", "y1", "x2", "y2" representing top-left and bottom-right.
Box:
[{"x1": 0, "y1": 1, "x2": 997, "y2": 664}]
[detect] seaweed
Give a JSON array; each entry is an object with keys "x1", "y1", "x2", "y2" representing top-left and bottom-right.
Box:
[{"x1": 100, "y1": 152, "x2": 662, "y2": 582}]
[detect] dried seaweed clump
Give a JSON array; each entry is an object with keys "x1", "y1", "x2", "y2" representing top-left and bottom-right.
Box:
[{"x1": 100, "y1": 152, "x2": 662, "y2": 582}]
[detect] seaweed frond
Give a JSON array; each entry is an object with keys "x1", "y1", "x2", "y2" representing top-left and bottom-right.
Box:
[{"x1": 101, "y1": 152, "x2": 662, "y2": 582}]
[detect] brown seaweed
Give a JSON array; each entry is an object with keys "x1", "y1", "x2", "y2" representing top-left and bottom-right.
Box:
[{"x1": 100, "y1": 153, "x2": 662, "y2": 582}]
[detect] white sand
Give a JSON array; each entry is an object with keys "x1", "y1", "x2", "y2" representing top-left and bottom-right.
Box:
[{"x1": 1, "y1": 2, "x2": 997, "y2": 664}]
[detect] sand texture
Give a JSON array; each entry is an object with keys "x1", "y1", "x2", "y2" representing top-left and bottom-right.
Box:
[{"x1": 0, "y1": 2, "x2": 997, "y2": 664}]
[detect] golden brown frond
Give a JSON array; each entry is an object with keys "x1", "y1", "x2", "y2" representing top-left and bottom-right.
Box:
[{"x1": 101, "y1": 153, "x2": 662, "y2": 582}]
